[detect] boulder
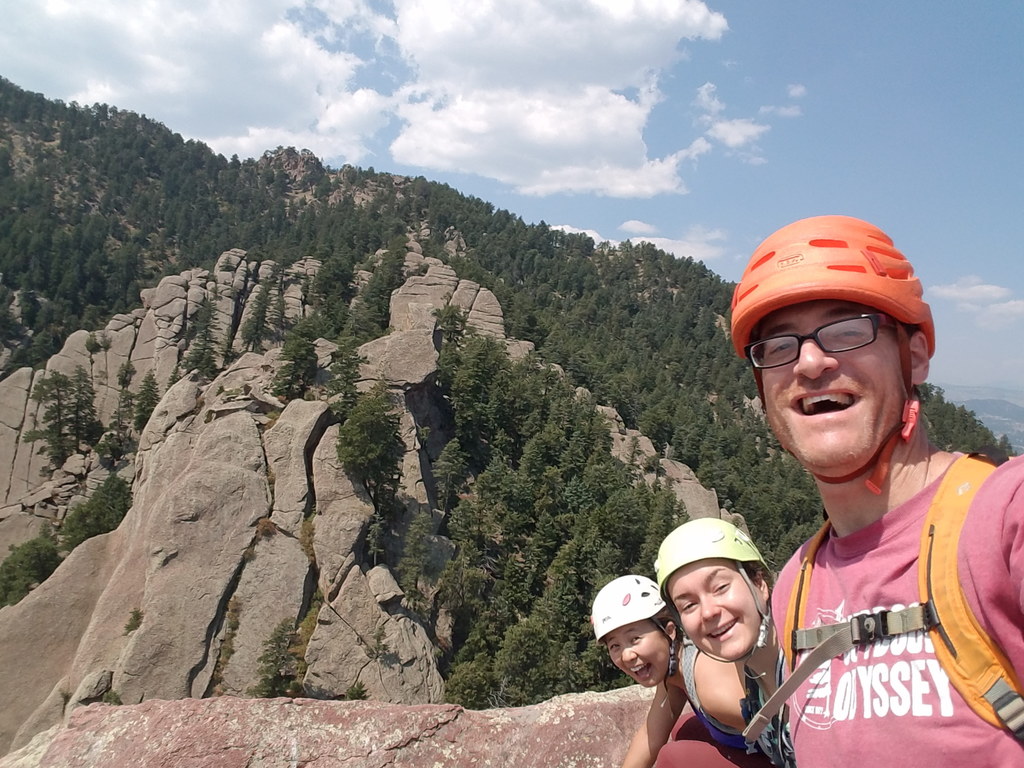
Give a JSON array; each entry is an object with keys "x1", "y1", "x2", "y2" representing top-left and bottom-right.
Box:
[
  {"x1": 0, "y1": 686, "x2": 650, "y2": 768},
  {"x1": 357, "y1": 329, "x2": 438, "y2": 391},
  {"x1": 389, "y1": 263, "x2": 459, "y2": 332},
  {"x1": 466, "y1": 286, "x2": 505, "y2": 338},
  {"x1": 303, "y1": 562, "x2": 444, "y2": 703},
  {"x1": 263, "y1": 399, "x2": 331, "y2": 533}
]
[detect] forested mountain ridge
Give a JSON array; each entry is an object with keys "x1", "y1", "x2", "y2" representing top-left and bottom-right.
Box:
[
  {"x1": 0, "y1": 76, "x2": 1008, "y2": 742},
  {"x1": 0, "y1": 73, "x2": 1006, "y2": 569}
]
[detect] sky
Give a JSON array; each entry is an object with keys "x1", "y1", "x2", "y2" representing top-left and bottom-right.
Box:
[{"x1": 1, "y1": 0, "x2": 1022, "y2": 391}]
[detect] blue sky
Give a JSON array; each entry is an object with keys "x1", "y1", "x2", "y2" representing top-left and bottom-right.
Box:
[{"x1": 1, "y1": 1, "x2": 1022, "y2": 390}]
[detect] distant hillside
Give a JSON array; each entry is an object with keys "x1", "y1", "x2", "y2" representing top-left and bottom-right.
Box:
[{"x1": 934, "y1": 384, "x2": 1024, "y2": 453}]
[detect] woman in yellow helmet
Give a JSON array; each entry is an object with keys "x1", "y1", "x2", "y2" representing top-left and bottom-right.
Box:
[{"x1": 656, "y1": 518, "x2": 795, "y2": 767}]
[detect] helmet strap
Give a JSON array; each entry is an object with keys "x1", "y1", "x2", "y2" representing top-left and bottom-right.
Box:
[
  {"x1": 667, "y1": 636, "x2": 679, "y2": 678},
  {"x1": 653, "y1": 618, "x2": 680, "y2": 679}
]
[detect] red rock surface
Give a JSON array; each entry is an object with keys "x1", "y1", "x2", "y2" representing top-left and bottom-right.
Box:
[{"x1": 1, "y1": 687, "x2": 649, "y2": 768}]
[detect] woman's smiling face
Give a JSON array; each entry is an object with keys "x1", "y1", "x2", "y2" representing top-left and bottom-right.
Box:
[
  {"x1": 665, "y1": 558, "x2": 768, "y2": 661},
  {"x1": 602, "y1": 618, "x2": 672, "y2": 687}
]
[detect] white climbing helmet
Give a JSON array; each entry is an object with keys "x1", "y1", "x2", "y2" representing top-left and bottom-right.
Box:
[{"x1": 591, "y1": 575, "x2": 666, "y2": 642}]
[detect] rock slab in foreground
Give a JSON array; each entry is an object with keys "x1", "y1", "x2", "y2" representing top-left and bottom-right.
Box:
[{"x1": 2, "y1": 687, "x2": 649, "y2": 768}]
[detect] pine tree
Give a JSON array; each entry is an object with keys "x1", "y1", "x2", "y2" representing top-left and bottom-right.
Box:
[
  {"x1": 434, "y1": 304, "x2": 468, "y2": 347},
  {"x1": 433, "y1": 438, "x2": 468, "y2": 514},
  {"x1": 133, "y1": 370, "x2": 160, "y2": 433},
  {"x1": 0, "y1": 526, "x2": 61, "y2": 607},
  {"x1": 248, "y1": 619, "x2": 297, "y2": 698},
  {"x1": 69, "y1": 366, "x2": 103, "y2": 449},
  {"x1": 325, "y1": 339, "x2": 363, "y2": 419},
  {"x1": 240, "y1": 283, "x2": 271, "y2": 352},
  {"x1": 336, "y1": 382, "x2": 403, "y2": 515},
  {"x1": 97, "y1": 361, "x2": 135, "y2": 461},
  {"x1": 270, "y1": 326, "x2": 319, "y2": 400},
  {"x1": 23, "y1": 371, "x2": 76, "y2": 466},
  {"x1": 24, "y1": 366, "x2": 101, "y2": 466},
  {"x1": 60, "y1": 474, "x2": 133, "y2": 551},
  {"x1": 181, "y1": 297, "x2": 219, "y2": 379},
  {"x1": 397, "y1": 510, "x2": 435, "y2": 613}
]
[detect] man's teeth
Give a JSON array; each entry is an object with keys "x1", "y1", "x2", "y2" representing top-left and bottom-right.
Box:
[{"x1": 801, "y1": 393, "x2": 853, "y2": 415}]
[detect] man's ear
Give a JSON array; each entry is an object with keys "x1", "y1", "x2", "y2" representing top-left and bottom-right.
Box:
[{"x1": 909, "y1": 328, "x2": 930, "y2": 386}]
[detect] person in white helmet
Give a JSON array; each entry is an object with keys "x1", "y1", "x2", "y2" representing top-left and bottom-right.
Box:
[
  {"x1": 592, "y1": 574, "x2": 771, "y2": 768},
  {"x1": 656, "y1": 518, "x2": 795, "y2": 767}
]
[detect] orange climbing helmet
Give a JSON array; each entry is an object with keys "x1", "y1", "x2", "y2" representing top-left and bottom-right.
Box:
[{"x1": 730, "y1": 215, "x2": 935, "y2": 360}]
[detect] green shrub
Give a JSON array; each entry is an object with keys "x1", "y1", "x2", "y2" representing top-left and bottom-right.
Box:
[
  {"x1": 60, "y1": 475, "x2": 132, "y2": 551},
  {"x1": 124, "y1": 608, "x2": 143, "y2": 634},
  {"x1": 0, "y1": 528, "x2": 61, "y2": 607}
]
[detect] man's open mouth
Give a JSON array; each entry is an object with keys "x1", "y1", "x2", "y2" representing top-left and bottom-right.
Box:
[{"x1": 800, "y1": 393, "x2": 853, "y2": 416}]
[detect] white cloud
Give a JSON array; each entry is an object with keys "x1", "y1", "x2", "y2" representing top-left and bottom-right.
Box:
[
  {"x1": 694, "y1": 82, "x2": 726, "y2": 115},
  {"x1": 929, "y1": 276, "x2": 1012, "y2": 306},
  {"x1": 928, "y1": 276, "x2": 1023, "y2": 331},
  {"x1": 760, "y1": 104, "x2": 802, "y2": 118},
  {"x1": 787, "y1": 83, "x2": 807, "y2": 99},
  {"x1": 386, "y1": 1, "x2": 727, "y2": 195},
  {"x1": 551, "y1": 224, "x2": 608, "y2": 244},
  {"x1": 391, "y1": 0, "x2": 725, "y2": 90},
  {"x1": 692, "y1": 81, "x2": 772, "y2": 162},
  {"x1": 620, "y1": 220, "x2": 660, "y2": 235},
  {"x1": 633, "y1": 224, "x2": 729, "y2": 262},
  {"x1": 706, "y1": 118, "x2": 770, "y2": 148},
  {"x1": 973, "y1": 300, "x2": 1024, "y2": 329},
  {"x1": 0, "y1": 0, "x2": 776, "y2": 197},
  {"x1": 550, "y1": 222, "x2": 729, "y2": 263}
]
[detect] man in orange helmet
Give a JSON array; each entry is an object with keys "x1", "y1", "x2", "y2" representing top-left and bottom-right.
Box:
[{"x1": 730, "y1": 215, "x2": 1024, "y2": 766}]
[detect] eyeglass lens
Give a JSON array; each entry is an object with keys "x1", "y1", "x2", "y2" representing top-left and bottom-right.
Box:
[{"x1": 748, "y1": 315, "x2": 878, "y2": 368}]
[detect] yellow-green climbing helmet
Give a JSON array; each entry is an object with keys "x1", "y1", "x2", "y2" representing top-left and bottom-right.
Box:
[{"x1": 655, "y1": 517, "x2": 767, "y2": 598}]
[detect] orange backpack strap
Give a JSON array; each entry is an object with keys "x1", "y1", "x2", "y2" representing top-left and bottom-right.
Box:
[
  {"x1": 919, "y1": 454, "x2": 1024, "y2": 738},
  {"x1": 782, "y1": 520, "x2": 831, "y2": 670}
]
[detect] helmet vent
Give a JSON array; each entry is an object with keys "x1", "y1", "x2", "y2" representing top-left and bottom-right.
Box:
[
  {"x1": 866, "y1": 244, "x2": 904, "y2": 258},
  {"x1": 825, "y1": 264, "x2": 868, "y2": 274},
  {"x1": 750, "y1": 250, "x2": 776, "y2": 270},
  {"x1": 733, "y1": 282, "x2": 758, "y2": 305},
  {"x1": 808, "y1": 238, "x2": 848, "y2": 248}
]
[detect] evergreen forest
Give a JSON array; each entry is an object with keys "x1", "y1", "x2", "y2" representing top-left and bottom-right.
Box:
[{"x1": 0, "y1": 76, "x2": 1011, "y2": 707}]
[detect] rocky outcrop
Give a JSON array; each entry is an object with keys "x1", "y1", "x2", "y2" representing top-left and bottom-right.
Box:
[
  {"x1": 595, "y1": 402, "x2": 728, "y2": 520},
  {"x1": 0, "y1": 235, "x2": 727, "y2": 757},
  {"x1": 0, "y1": 687, "x2": 650, "y2": 768}
]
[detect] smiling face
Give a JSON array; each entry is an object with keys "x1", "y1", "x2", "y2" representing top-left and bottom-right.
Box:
[
  {"x1": 665, "y1": 558, "x2": 768, "y2": 662},
  {"x1": 602, "y1": 618, "x2": 673, "y2": 687},
  {"x1": 754, "y1": 299, "x2": 929, "y2": 482}
]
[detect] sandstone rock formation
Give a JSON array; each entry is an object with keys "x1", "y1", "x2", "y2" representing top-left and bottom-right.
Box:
[{"x1": 0, "y1": 687, "x2": 650, "y2": 768}]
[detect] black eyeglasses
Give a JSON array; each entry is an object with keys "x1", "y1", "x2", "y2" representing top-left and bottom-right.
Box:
[{"x1": 745, "y1": 313, "x2": 893, "y2": 369}]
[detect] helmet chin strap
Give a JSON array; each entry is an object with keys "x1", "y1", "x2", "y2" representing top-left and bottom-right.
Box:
[{"x1": 813, "y1": 398, "x2": 920, "y2": 494}]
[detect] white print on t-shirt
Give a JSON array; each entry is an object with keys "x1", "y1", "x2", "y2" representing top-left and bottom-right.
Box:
[{"x1": 796, "y1": 601, "x2": 956, "y2": 731}]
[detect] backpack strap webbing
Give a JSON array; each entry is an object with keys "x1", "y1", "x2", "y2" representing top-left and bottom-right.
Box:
[
  {"x1": 781, "y1": 520, "x2": 831, "y2": 671},
  {"x1": 747, "y1": 599, "x2": 933, "y2": 741},
  {"x1": 920, "y1": 454, "x2": 1024, "y2": 738}
]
